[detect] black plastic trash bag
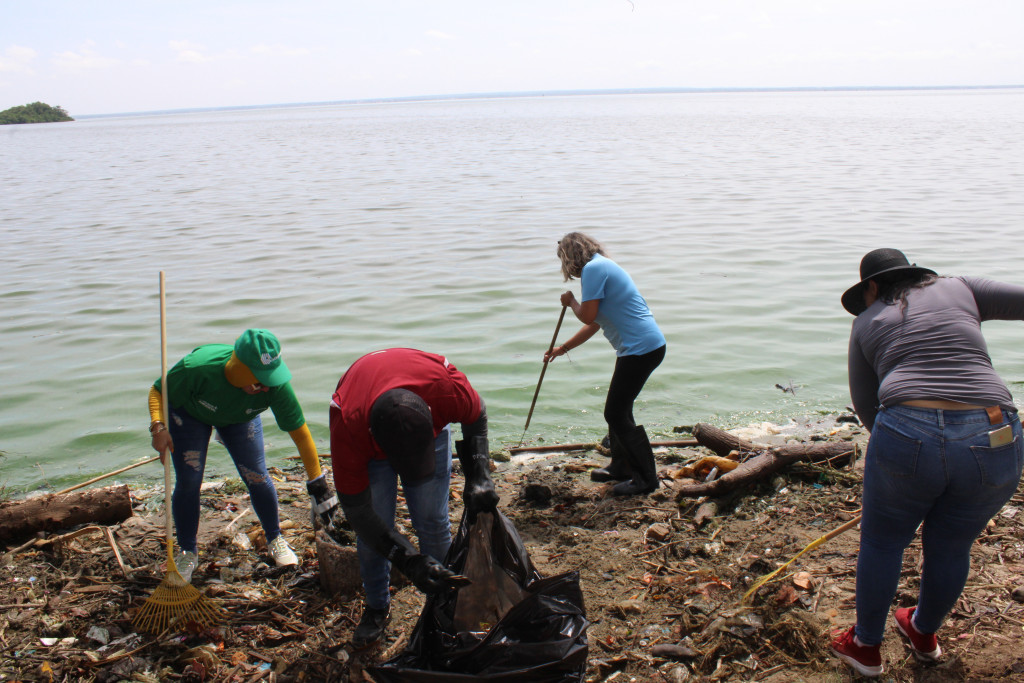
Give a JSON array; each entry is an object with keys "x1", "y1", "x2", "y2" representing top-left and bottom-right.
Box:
[{"x1": 370, "y1": 510, "x2": 589, "y2": 682}]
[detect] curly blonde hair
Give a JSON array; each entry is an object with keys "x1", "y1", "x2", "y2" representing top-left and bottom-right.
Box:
[{"x1": 556, "y1": 232, "x2": 605, "y2": 281}]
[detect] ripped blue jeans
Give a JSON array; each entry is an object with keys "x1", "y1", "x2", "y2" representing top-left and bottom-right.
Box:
[
  {"x1": 855, "y1": 404, "x2": 1023, "y2": 644},
  {"x1": 168, "y1": 407, "x2": 282, "y2": 553}
]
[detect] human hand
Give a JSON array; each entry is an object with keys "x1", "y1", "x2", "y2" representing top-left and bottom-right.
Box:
[
  {"x1": 403, "y1": 554, "x2": 457, "y2": 594},
  {"x1": 543, "y1": 345, "x2": 567, "y2": 363},
  {"x1": 150, "y1": 423, "x2": 173, "y2": 461},
  {"x1": 560, "y1": 291, "x2": 576, "y2": 307}
]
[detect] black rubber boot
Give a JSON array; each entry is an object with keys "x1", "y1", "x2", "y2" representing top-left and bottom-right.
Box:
[
  {"x1": 591, "y1": 431, "x2": 632, "y2": 482},
  {"x1": 352, "y1": 604, "x2": 390, "y2": 648},
  {"x1": 611, "y1": 426, "x2": 659, "y2": 496}
]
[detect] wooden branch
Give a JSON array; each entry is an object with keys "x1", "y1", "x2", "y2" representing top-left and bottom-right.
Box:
[
  {"x1": 104, "y1": 526, "x2": 130, "y2": 577},
  {"x1": 0, "y1": 485, "x2": 133, "y2": 544},
  {"x1": 675, "y1": 441, "x2": 854, "y2": 498},
  {"x1": 692, "y1": 423, "x2": 758, "y2": 457}
]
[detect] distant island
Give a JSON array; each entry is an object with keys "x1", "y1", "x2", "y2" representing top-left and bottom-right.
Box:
[{"x1": 0, "y1": 102, "x2": 74, "y2": 124}]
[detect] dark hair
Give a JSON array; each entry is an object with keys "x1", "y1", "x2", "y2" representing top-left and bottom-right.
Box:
[{"x1": 874, "y1": 271, "x2": 938, "y2": 312}]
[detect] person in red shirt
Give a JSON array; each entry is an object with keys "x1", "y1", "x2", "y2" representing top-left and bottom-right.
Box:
[{"x1": 329, "y1": 348, "x2": 499, "y2": 648}]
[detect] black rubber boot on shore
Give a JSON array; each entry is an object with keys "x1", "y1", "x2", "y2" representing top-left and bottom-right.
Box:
[
  {"x1": 352, "y1": 604, "x2": 390, "y2": 649},
  {"x1": 591, "y1": 431, "x2": 632, "y2": 482},
  {"x1": 611, "y1": 426, "x2": 659, "y2": 496}
]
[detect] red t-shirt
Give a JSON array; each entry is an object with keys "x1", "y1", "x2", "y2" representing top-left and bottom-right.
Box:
[{"x1": 329, "y1": 349, "x2": 482, "y2": 495}]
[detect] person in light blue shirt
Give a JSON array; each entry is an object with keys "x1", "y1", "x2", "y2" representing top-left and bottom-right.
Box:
[{"x1": 545, "y1": 232, "x2": 667, "y2": 495}]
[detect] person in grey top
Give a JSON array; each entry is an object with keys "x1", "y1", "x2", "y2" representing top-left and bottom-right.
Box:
[{"x1": 830, "y1": 248, "x2": 1024, "y2": 678}]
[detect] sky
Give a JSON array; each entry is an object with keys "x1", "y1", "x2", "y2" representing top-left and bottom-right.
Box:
[{"x1": 2, "y1": 0, "x2": 1022, "y2": 116}]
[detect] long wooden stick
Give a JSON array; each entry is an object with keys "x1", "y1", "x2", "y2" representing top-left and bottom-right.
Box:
[
  {"x1": 159, "y1": 271, "x2": 175, "y2": 568},
  {"x1": 104, "y1": 526, "x2": 131, "y2": 577},
  {"x1": 519, "y1": 305, "x2": 568, "y2": 446},
  {"x1": 55, "y1": 456, "x2": 160, "y2": 495},
  {"x1": 508, "y1": 439, "x2": 699, "y2": 455}
]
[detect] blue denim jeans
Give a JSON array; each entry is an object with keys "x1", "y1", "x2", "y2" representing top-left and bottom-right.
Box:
[
  {"x1": 168, "y1": 407, "x2": 282, "y2": 553},
  {"x1": 358, "y1": 426, "x2": 453, "y2": 610},
  {"x1": 855, "y1": 404, "x2": 1023, "y2": 644}
]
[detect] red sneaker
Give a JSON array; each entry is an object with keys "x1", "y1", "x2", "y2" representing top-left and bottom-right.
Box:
[
  {"x1": 830, "y1": 626, "x2": 883, "y2": 677},
  {"x1": 894, "y1": 607, "x2": 941, "y2": 661}
]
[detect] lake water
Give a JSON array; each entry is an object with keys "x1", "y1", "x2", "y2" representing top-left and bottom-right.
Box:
[{"x1": 3, "y1": 88, "x2": 1024, "y2": 491}]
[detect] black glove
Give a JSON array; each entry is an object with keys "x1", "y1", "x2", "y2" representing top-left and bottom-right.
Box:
[
  {"x1": 401, "y1": 553, "x2": 457, "y2": 594},
  {"x1": 306, "y1": 475, "x2": 341, "y2": 531},
  {"x1": 457, "y1": 437, "x2": 499, "y2": 522}
]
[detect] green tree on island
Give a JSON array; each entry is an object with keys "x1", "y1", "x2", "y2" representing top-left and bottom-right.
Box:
[{"x1": 0, "y1": 102, "x2": 74, "y2": 124}]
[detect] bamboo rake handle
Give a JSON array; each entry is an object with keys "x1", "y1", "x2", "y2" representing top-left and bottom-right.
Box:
[{"x1": 159, "y1": 272, "x2": 174, "y2": 564}]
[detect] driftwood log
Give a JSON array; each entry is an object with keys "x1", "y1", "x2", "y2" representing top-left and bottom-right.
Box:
[
  {"x1": 0, "y1": 484, "x2": 133, "y2": 544},
  {"x1": 691, "y1": 423, "x2": 760, "y2": 457},
  {"x1": 676, "y1": 423, "x2": 855, "y2": 499}
]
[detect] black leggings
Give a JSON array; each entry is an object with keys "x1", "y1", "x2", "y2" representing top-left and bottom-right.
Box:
[{"x1": 603, "y1": 344, "x2": 666, "y2": 437}]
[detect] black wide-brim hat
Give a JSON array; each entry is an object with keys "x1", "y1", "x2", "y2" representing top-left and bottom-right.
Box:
[{"x1": 841, "y1": 248, "x2": 936, "y2": 316}]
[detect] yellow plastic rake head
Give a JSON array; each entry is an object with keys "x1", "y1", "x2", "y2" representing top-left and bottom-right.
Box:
[{"x1": 133, "y1": 537, "x2": 223, "y2": 634}]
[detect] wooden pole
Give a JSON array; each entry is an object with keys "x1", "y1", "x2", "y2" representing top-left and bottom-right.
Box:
[
  {"x1": 519, "y1": 305, "x2": 567, "y2": 446},
  {"x1": 508, "y1": 439, "x2": 699, "y2": 456},
  {"x1": 159, "y1": 271, "x2": 174, "y2": 567},
  {"x1": 56, "y1": 456, "x2": 160, "y2": 495}
]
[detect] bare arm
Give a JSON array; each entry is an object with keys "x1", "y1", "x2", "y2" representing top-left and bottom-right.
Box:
[
  {"x1": 545, "y1": 322, "x2": 601, "y2": 361},
  {"x1": 561, "y1": 290, "x2": 600, "y2": 324},
  {"x1": 545, "y1": 291, "x2": 601, "y2": 361}
]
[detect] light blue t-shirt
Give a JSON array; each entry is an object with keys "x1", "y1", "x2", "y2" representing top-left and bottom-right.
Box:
[{"x1": 581, "y1": 253, "x2": 666, "y2": 357}]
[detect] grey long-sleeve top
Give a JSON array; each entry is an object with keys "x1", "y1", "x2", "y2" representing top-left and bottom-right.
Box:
[{"x1": 848, "y1": 276, "x2": 1024, "y2": 431}]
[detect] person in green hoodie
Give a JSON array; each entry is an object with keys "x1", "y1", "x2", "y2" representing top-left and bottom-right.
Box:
[{"x1": 147, "y1": 328, "x2": 339, "y2": 582}]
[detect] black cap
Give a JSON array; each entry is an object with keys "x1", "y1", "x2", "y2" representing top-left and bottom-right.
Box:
[
  {"x1": 841, "y1": 248, "x2": 936, "y2": 316},
  {"x1": 369, "y1": 389, "x2": 435, "y2": 483}
]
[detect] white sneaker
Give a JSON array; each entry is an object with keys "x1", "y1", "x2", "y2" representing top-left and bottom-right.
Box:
[
  {"x1": 268, "y1": 535, "x2": 298, "y2": 567},
  {"x1": 174, "y1": 550, "x2": 199, "y2": 583}
]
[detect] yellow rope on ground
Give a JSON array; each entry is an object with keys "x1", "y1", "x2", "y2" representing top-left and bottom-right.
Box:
[{"x1": 742, "y1": 512, "x2": 862, "y2": 603}]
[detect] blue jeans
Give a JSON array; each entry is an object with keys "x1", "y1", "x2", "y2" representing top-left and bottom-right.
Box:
[
  {"x1": 855, "y1": 405, "x2": 1023, "y2": 644},
  {"x1": 168, "y1": 407, "x2": 283, "y2": 553},
  {"x1": 358, "y1": 426, "x2": 453, "y2": 610}
]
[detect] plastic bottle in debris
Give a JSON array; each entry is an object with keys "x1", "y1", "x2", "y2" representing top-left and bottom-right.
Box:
[{"x1": 232, "y1": 532, "x2": 252, "y2": 550}]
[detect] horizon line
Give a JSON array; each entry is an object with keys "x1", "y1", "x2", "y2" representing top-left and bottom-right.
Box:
[{"x1": 76, "y1": 84, "x2": 1024, "y2": 119}]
